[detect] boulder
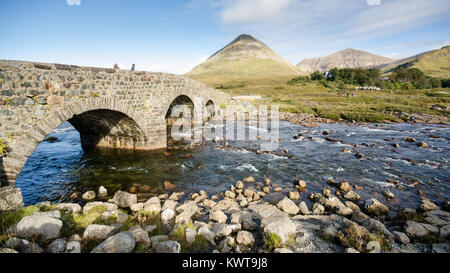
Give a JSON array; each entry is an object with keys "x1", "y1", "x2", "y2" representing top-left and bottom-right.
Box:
[
  {"x1": 0, "y1": 187, "x2": 24, "y2": 211},
  {"x1": 393, "y1": 231, "x2": 410, "y2": 244},
  {"x1": 82, "y1": 191, "x2": 96, "y2": 201},
  {"x1": 288, "y1": 191, "x2": 300, "y2": 200},
  {"x1": 417, "y1": 142, "x2": 429, "y2": 148},
  {"x1": 162, "y1": 199, "x2": 178, "y2": 211},
  {"x1": 198, "y1": 226, "x2": 215, "y2": 242},
  {"x1": 343, "y1": 191, "x2": 360, "y2": 202},
  {"x1": 419, "y1": 198, "x2": 438, "y2": 211},
  {"x1": 366, "y1": 241, "x2": 381, "y2": 253},
  {"x1": 248, "y1": 203, "x2": 285, "y2": 220},
  {"x1": 277, "y1": 197, "x2": 299, "y2": 215},
  {"x1": 212, "y1": 223, "x2": 233, "y2": 238},
  {"x1": 336, "y1": 206, "x2": 353, "y2": 217},
  {"x1": 241, "y1": 213, "x2": 257, "y2": 231},
  {"x1": 403, "y1": 137, "x2": 417, "y2": 142},
  {"x1": 364, "y1": 198, "x2": 389, "y2": 216},
  {"x1": 82, "y1": 202, "x2": 118, "y2": 215},
  {"x1": 98, "y1": 186, "x2": 108, "y2": 198},
  {"x1": 424, "y1": 210, "x2": 450, "y2": 227},
  {"x1": 153, "y1": 240, "x2": 181, "y2": 253},
  {"x1": 311, "y1": 203, "x2": 325, "y2": 215},
  {"x1": 224, "y1": 191, "x2": 236, "y2": 199},
  {"x1": 243, "y1": 176, "x2": 255, "y2": 183},
  {"x1": 405, "y1": 221, "x2": 429, "y2": 238},
  {"x1": 262, "y1": 215, "x2": 297, "y2": 244},
  {"x1": 163, "y1": 181, "x2": 177, "y2": 191},
  {"x1": 185, "y1": 228, "x2": 197, "y2": 244},
  {"x1": 47, "y1": 239, "x2": 67, "y2": 253},
  {"x1": 83, "y1": 224, "x2": 118, "y2": 241},
  {"x1": 211, "y1": 199, "x2": 240, "y2": 213},
  {"x1": 14, "y1": 211, "x2": 63, "y2": 241},
  {"x1": 344, "y1": 201, "x2": 360, "y2": 212},
  {"x1": 236, "y1": 231, "x2": 255, "y2": 246},
  {"x1": 210, "y1": 210, "x2": 228, "y2": 223},
  {"x1": 125, "y1": 226, "x2": 151, "y2": 246},
  {"x1": 91, "y1": 233, "x2": 135, "y2": 253},
  {"x1": 298, "y1": 202, "x2": 311, "y2": 215},
  {"x1": 337, "y1": 222, "x2": 371, "y2": 252},
  {"x1": 175, "y1": 201, "x2": 201, "y2": 224},
  {"x1": 339, "y1": 182, "x2": 352, "y2": 192},
  {"x1": 143, "y1": 202, "x2": 162, "y2": 215},
  {"x1": 236, "y1": 181, "x2": 244, "y2": 189},
  {"x1": 54, "y1": 203, "x2": 81, "y2": 214},
  {"x1": 161, "y1": 208, "x2": 176, "y2": 223},
  {"x1": 130, "y1": 202, "x2": 144, "y2": 212},
  {"x1": 110, "y1": 190, "x2": 137, "y2": 208},
  {"x1": 65, "y1": 241, "x2": 81, "y2": 253}
]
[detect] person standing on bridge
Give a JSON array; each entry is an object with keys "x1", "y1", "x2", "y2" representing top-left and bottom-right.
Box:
[{"x1": 131, "y1": 64, "x2": 135, "y2": 71}]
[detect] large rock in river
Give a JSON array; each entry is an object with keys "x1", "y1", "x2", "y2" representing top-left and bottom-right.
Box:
[
  {"x1": 110, "y1": 190, "x2": 137, "y2": 208},
  {"x1": 277, "y1": 197, "x2": 299, "y2": 215},
  {"x1": 363, "y1": 198, "x2": 389, "y2": 216}
]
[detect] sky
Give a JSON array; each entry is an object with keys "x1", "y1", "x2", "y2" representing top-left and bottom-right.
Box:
[{"x1": 0, "y1": 0, "x2": 449, "y2": 74}]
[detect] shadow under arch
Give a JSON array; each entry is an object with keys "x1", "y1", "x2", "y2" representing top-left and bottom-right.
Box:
[
  {"x1": 204, "y1": 99, "x2": 216, "y2": 123},
  {"x1": 165, "y1": 95, "x2": 196, "y2": 142},
  {"x1": 69, "y1": 109, "x2": 147, "y2": 151}
]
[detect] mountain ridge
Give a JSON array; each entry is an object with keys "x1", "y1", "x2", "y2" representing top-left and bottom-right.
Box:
[
  {"x1": 381, "y1": 45, "x2": 450, "y2": 77},
  {"x1": 296, "y1": 48, "x2": 394, "y2": 74},
  {"x1": 186, "y1": 34, "x2": 300, "y2": 82}
]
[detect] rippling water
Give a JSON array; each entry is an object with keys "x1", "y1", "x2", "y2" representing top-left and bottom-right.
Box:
[{"x1": 16, "y1": 121, "x2": 450, "y2": 211}]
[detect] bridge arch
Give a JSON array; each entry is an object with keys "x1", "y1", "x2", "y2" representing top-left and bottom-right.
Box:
[{"x1": 1, "y1": 97, "x2": 150, "y2": 187}]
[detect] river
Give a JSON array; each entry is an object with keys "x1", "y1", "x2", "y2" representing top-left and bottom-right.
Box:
[{"x1": 16, "y1": 120, "x2": 450, "y2": 211}]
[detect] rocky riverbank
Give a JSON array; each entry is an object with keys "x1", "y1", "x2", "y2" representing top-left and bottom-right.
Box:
[
  {"x1": 1, "y1": 176, "x2": 449, "y2": 253},
  {"x1": 279, "y1": 111, "x2": 450, "y2": 126}
]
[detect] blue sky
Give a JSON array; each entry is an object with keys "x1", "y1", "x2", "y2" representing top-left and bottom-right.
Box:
[{"x1": 0, "y1": 0, "x2": 449, "y2": 74}]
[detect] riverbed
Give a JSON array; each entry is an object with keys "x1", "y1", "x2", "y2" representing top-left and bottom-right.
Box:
[{"x1": 16, "y1": 121, "x2": 449, "y2": 211}]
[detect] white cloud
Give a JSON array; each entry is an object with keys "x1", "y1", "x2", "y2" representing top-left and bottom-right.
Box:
[
  {"x1": 66, "y1": 0, "x2": 81, "y2": 6},
  {"x1": 366, "y1": 0, "x2": 381, "y2": 6},
  {"x1": 220, "y1": 0, "x2": 292, "y2": 24},
  {"x1": 203, "y1": 0, "x2": 450, "y2": 63}
]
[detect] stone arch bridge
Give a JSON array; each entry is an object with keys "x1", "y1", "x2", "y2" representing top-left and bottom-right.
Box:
[{"x1": 0, "y1": 60, "x2": 228, "y2": 208}]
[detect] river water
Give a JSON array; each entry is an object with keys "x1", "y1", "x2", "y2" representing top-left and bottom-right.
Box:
[{"x1": 16, "y1": 121, "x2": 450, "y2": 211}]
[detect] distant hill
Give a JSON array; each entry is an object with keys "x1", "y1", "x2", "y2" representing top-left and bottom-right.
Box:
[
  {"x1": 296, "y1": 49, "x2": 394, "y2": 74},
  {"x1": 186, "y1": 34, "x2": 300, "y2": 85},
  {"x1": 381, "y1": 46, "x2": 450, "y2": 78}
]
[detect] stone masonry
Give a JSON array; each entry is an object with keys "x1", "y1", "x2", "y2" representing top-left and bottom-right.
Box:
[{"x1": 0, "y1": 60, "x2": 228, "y2": 194}]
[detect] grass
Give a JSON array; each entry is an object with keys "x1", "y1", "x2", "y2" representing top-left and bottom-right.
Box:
[
  {"x1": 0, "y1": 139, "x2": 6, "y2": 155},
  {"x1": 264, "y1": 233, "x2": 283, "y2": 251},
  {"x1": 190, "y1": 74, "x2": 450, "y2": 123},
  {"x1": 0, "y1": 206, "x2": 40, "y2": 243},
  {"x1": 383, "y1": 45, "x2": 450, "y2": 78},
  {"x1": 59, "y1": 205, "x2": 109, "y2": 238},
  {"x1": 169, "y1": 222, "x2": 211, "y2": 253}
]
